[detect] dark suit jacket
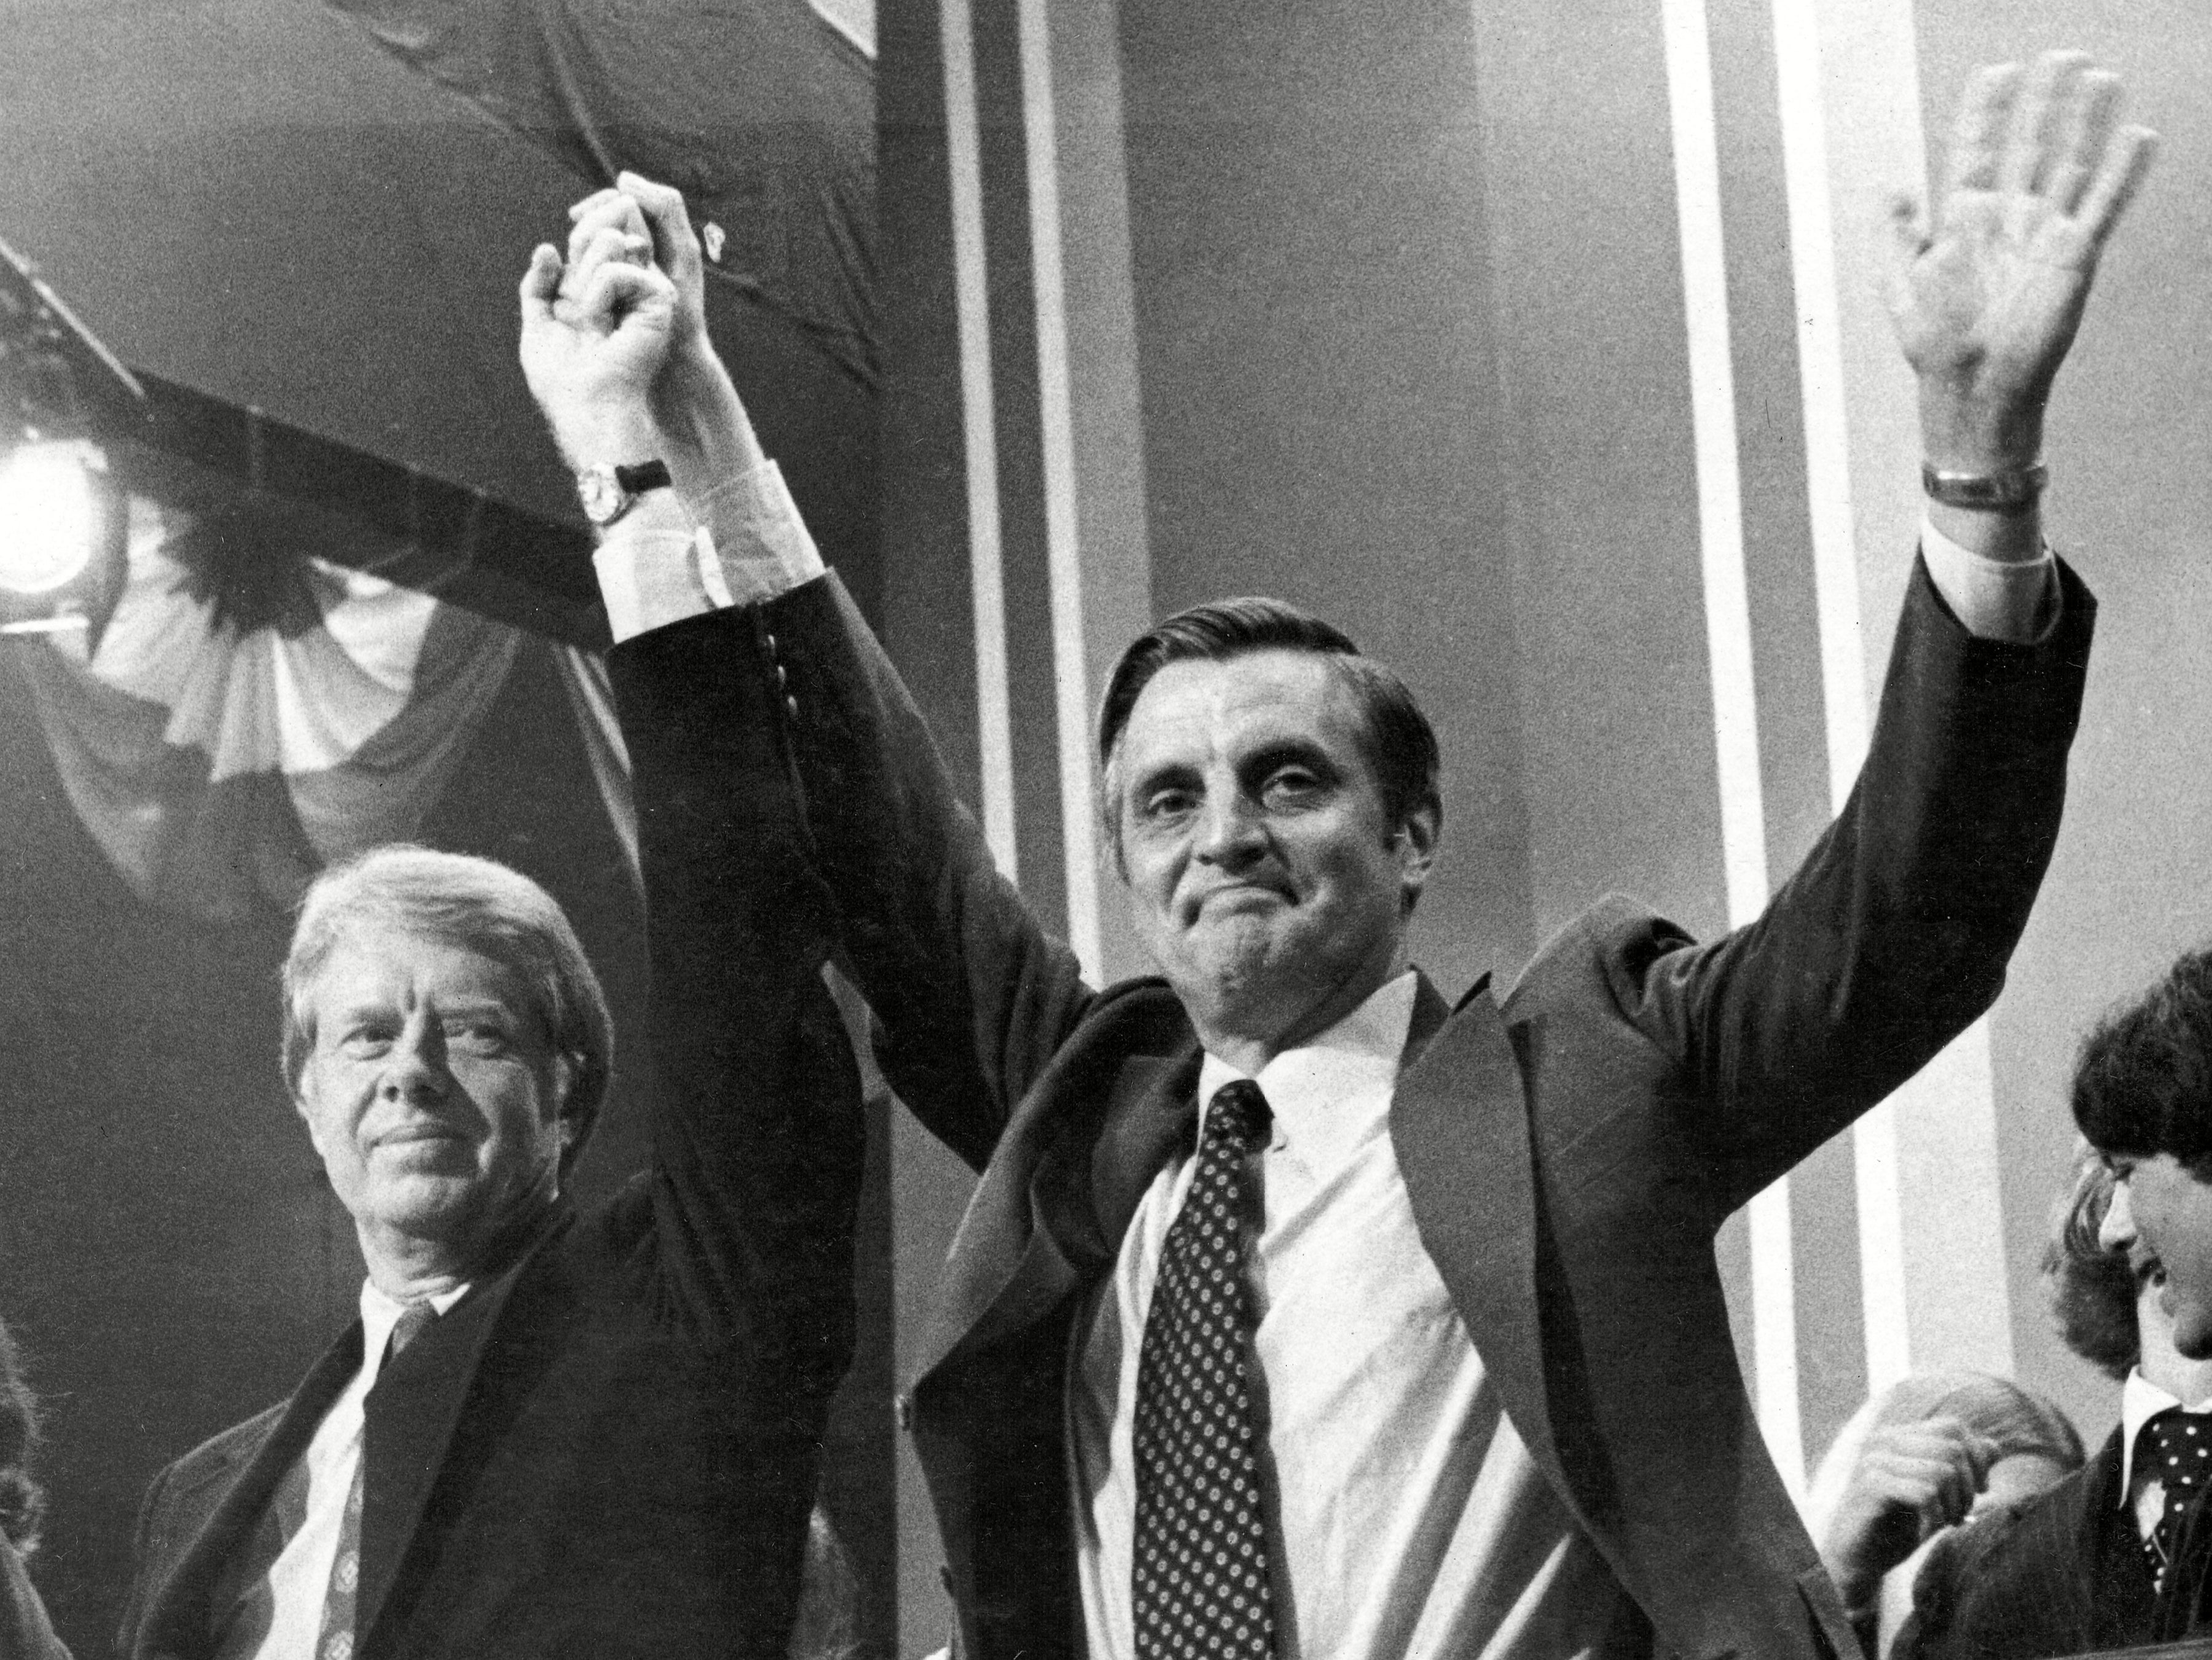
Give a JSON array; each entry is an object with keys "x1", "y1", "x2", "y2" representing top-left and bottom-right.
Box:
[
  {"x1": 740, "y1": 557, "x2": 2093, "y2": 1660},
  {"x1": 1891, "y1": 1429, "x2": 2181, "y2": 1659},
  {"x1": 117, "y1": 612, "x2": 864, "y2": 1660}
]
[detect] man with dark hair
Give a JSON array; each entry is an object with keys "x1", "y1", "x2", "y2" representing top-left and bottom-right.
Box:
[
  {"x1": 115, "y1": 240, "x2": 866, "y2": 1659},
  {"x1": 1093, "y1": 597, "x2": 1441, "y2": 862},
  {"x1": 527, "y1": 50, "x2": 2146, "y2": 1660},
  {"x1": 2083, "y1": 949, "x2": 2212, "y2": 1353},
  {"x1": 1894, "y1": 1154, "x2": 2212, "y2": 1655}
]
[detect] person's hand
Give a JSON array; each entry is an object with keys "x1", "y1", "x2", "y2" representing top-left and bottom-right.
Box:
[
  {"x1": 1889, "y1": 52, "x2": 2154, "y2": 478},
  {"x1": 1818, "y1": 1417, "x2": 1999, "y2": 1613},
  {"x1": 564, "y1": 174, "x2": 711, "y2": 366},
  {"x1": 555, "y1": 173, "x2": 766, "y2": 495},
  {"x1": 518, "y1": 239, "x2": 677, "y2": 470}
]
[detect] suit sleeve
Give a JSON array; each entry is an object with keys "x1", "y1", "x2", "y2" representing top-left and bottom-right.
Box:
[
  {"x1": 743, "y1": 571, "x2": 1100, "y2": 1173},
  {"x1": 1604, "y1": 552, "x2": 2094, "y2": 1212},
  {"x1": 607, "y1": 605, "x2": 863, "y2": 1396}
]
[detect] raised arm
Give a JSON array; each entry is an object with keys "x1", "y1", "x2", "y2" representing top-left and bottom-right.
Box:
[
  {"x1": 528, "y1": 184, "x2": 1097, "y2": 1173},
  {"x1": 1578, "y1": 54, "x2": 2147, "y2": 1204},
  {"x1": 519, "y1": 237, "x2": 863, "y2": 1357}
]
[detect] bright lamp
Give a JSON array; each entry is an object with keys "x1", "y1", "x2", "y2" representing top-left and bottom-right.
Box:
[{"x1": 0, "y1": 440, "x2": 105, "y2": 594}]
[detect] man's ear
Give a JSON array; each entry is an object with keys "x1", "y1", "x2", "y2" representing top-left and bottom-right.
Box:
[{"x1": 1394, "y1": 796, "x2": 1443, "y2": 903}]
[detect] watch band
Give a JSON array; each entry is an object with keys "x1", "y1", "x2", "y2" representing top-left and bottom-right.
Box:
[
  {"x1": 1921, "y1": 460, "x2": 2047, "y2": 512},
  {"x1": 613, "y1": 460, "x2": 672, "y2": 496},
  {"x1": 576, "y1": 460, "x2": 673, "y2": 528}
]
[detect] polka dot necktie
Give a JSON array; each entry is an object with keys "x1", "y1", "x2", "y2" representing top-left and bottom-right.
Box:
[
  {"x1": 1132, "y1": 1078, "x2": 1276, "y2": 1660},
  {"x1": 2141, "y1": 1407, "x2": 2212, "y2": 1588},
  {"x1": 316, "y1": 1302, "x2": 437, "y2": 1660}
]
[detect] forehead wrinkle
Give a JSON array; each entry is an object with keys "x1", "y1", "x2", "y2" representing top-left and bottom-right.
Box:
[{"x1": 1121, "y1": 654, "x2": 1367, "y2": 768}]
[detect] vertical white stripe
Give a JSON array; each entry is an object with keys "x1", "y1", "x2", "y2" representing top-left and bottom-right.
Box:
[
  {"x1": 1661, "y1": 0, "x2": 1803, "y2": 1496},
  {"x1": 942, "y1": 0, "x2": 1018, "y2": 879},
  {"x1": 1770, "y1": 0, "x2": 1910, "y2": 1398},
  {"x1": 1770, "y1": 0, "x2": 1947, "y2": 1406},
  {"x1": 1769, "y1": 1, "x2": 1872, "y2": 810},
  {"x1": 1019, "y1": 0, "x2": 1104, "y2": 979}
]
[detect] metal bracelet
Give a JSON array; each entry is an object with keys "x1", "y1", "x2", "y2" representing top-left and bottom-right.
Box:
[{"x1": 1921, "y1": 460, "x2": 2048, "y2": 511}]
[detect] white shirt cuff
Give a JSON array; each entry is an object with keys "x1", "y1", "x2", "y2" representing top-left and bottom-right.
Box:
[
  {"x1": 694, "y1": 460, "x2": 826, "y2": 605},
  {"x1": 1919, "y1": 514, "x2": 2057, "y2": 644},
  {"x1": 591, "y1": 460, "x2": 825, "y2": 644}
]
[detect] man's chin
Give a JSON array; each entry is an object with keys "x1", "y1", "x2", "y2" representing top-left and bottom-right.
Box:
[{"x1": 362, "y1": 1171, "x2": 485, "y2": 1234}]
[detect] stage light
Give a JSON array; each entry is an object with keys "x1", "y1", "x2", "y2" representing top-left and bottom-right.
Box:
[{"x1": 0, "y1": 439, "x2": 108, "y2": 593}]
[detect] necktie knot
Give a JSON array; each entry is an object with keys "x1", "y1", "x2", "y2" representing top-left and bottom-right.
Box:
[
  {"x1": 387, "y1": 1302, "x2": 436, "y2": 1362},
  {"x1": 1206, "y1": 1079, "x2": 1272, "y2": 1157}
]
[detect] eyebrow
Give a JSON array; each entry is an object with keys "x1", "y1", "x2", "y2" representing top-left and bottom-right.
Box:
[
  {"x1": 1236, "y1": 737, "x2": 1338, "y2": 780},
  {"x1": 1124, "y1": 758, "x2": 1202, "y2": 801}
]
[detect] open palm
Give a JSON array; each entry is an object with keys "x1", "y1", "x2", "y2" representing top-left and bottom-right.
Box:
[{"x1": 1889, "y1": 54, "x2": 2154, "y2": 468}]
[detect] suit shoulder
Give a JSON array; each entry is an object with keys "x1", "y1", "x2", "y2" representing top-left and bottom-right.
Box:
[
  {"x1": 1504, "y1": 893, "x2": 1698, "y2": 1016},
  {"x1": 1037, "y1": 976, "x2": 1193, "y2": 1084},
  {"x1": 1912, "y1": 1460, "x2": 2095, "y2": 1607},
  {"x1": 164, "y1": 1400, "x2": 285, "y2": 1487},
  {"x1": 1088, "y1": 975, "x2": 1189, "y2": 1036},
  {"x1": 135, "y1": 1397, "x2": 288, "y2": 1554}
]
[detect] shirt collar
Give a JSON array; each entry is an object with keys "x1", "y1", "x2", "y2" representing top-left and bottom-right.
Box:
[
  {"x1": 2117, "y1": 1368, "x2": 2212, "y2": 1503},
  {"x1": 1196, "y1": 971, "x2": 1419, "y2": 1169},
  {"x1": 357, "y1": 1278, "x2": 469, "y2": 1392}
]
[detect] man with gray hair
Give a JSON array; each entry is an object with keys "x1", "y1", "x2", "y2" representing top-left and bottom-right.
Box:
[{"x1": 115, "y1": 289, "x2": 866, "y2": 1653}]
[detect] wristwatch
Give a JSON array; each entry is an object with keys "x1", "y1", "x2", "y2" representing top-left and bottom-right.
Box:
[{"x1": 576, "y1": 460, "x2": 673, "y2": 527}]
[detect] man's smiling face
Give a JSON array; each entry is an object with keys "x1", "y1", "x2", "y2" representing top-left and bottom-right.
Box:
[
  {"x1": 2102, "y1": 1151, "x2": 2212, "y2": 1360},
  {"x1": 1111, "y1": 648, "x2": 1437, "y2": 1061},
  {"x1": 294, "y1": 922, "x2": 570, "y2": 1272}
]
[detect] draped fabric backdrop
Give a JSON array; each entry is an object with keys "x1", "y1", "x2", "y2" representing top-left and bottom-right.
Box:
[
  {"x1": 324, "y1": 0, "x2": 878, "y2": 385},
  {"x1": 6, "y1": 498, "x2": 522, "y2": 925}
]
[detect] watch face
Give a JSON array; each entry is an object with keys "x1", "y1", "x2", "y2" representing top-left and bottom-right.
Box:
[{"x1": 578, "y1": 468, "x2": 622, "y2": 525}]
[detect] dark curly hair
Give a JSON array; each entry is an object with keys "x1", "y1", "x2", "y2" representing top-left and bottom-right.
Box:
[
  {"x1": 2073, "y1": 946, "x2": 2212, "y2": 1179},
  {"x1": 0, "y1": 1317, "x2": 46, "y2": 1554},
  {"x1": 2041, "y1": 1148, "x2": 2139, "y2": 1382}
]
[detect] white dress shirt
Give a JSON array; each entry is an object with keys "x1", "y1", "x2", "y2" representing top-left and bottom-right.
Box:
[{"x1": 216, "y1": 1280, "x2": 466, "y2": 1660}]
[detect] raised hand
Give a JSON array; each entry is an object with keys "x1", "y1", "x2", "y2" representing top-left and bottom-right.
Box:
[
  {"x1": 1818, "y1": 1416, "x2": 1998, "y2": 1611},
  {"x1": 555, "y1": 173, "x2": 765, "y2": 496},
  {"x1": 518, "y1": 238, "x2": 677, "y2": 469},
  {"x1": 1889, "y1": 52, "x2": 2155, "y2": 476},
  {"x1": 564, "y1": 174, "x2": 712, "y2": 364}
]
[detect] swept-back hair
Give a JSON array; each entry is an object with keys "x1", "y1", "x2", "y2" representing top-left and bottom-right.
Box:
[
  {"x1": 0, "y1": 1317, "x2": 45, "y2": 1554},
  {"x1": 2073, "y1": 946, "x2": 2212, "y2": 1180},
  {"x1": 1095, "y1": 597, "x2": 1441, "y2": 861},
  {"x1": 2041, "y1": 1148, "x2": 2139, "y2": 1381},
  {"x1": 280, "y1": 845, "x2": 613, "y2": 1173}
]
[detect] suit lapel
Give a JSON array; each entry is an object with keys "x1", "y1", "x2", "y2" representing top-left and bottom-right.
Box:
[
  {"x1": 138, "y1": 1327, "x2": 364, "y2": 1660},
  {"x1": 353, "y1": 1232, "x2": 547, "y2": 1652},
  {"x1": 1090, "y1": 1048, "x2": 1201, "y2": 1249},
  {"x1": 1387, "y1": 977, "x2": 1569, "y2": 1504},
  {"x1": 921, "y1": 1046, "x2": 1200, "y2": 1377}
]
